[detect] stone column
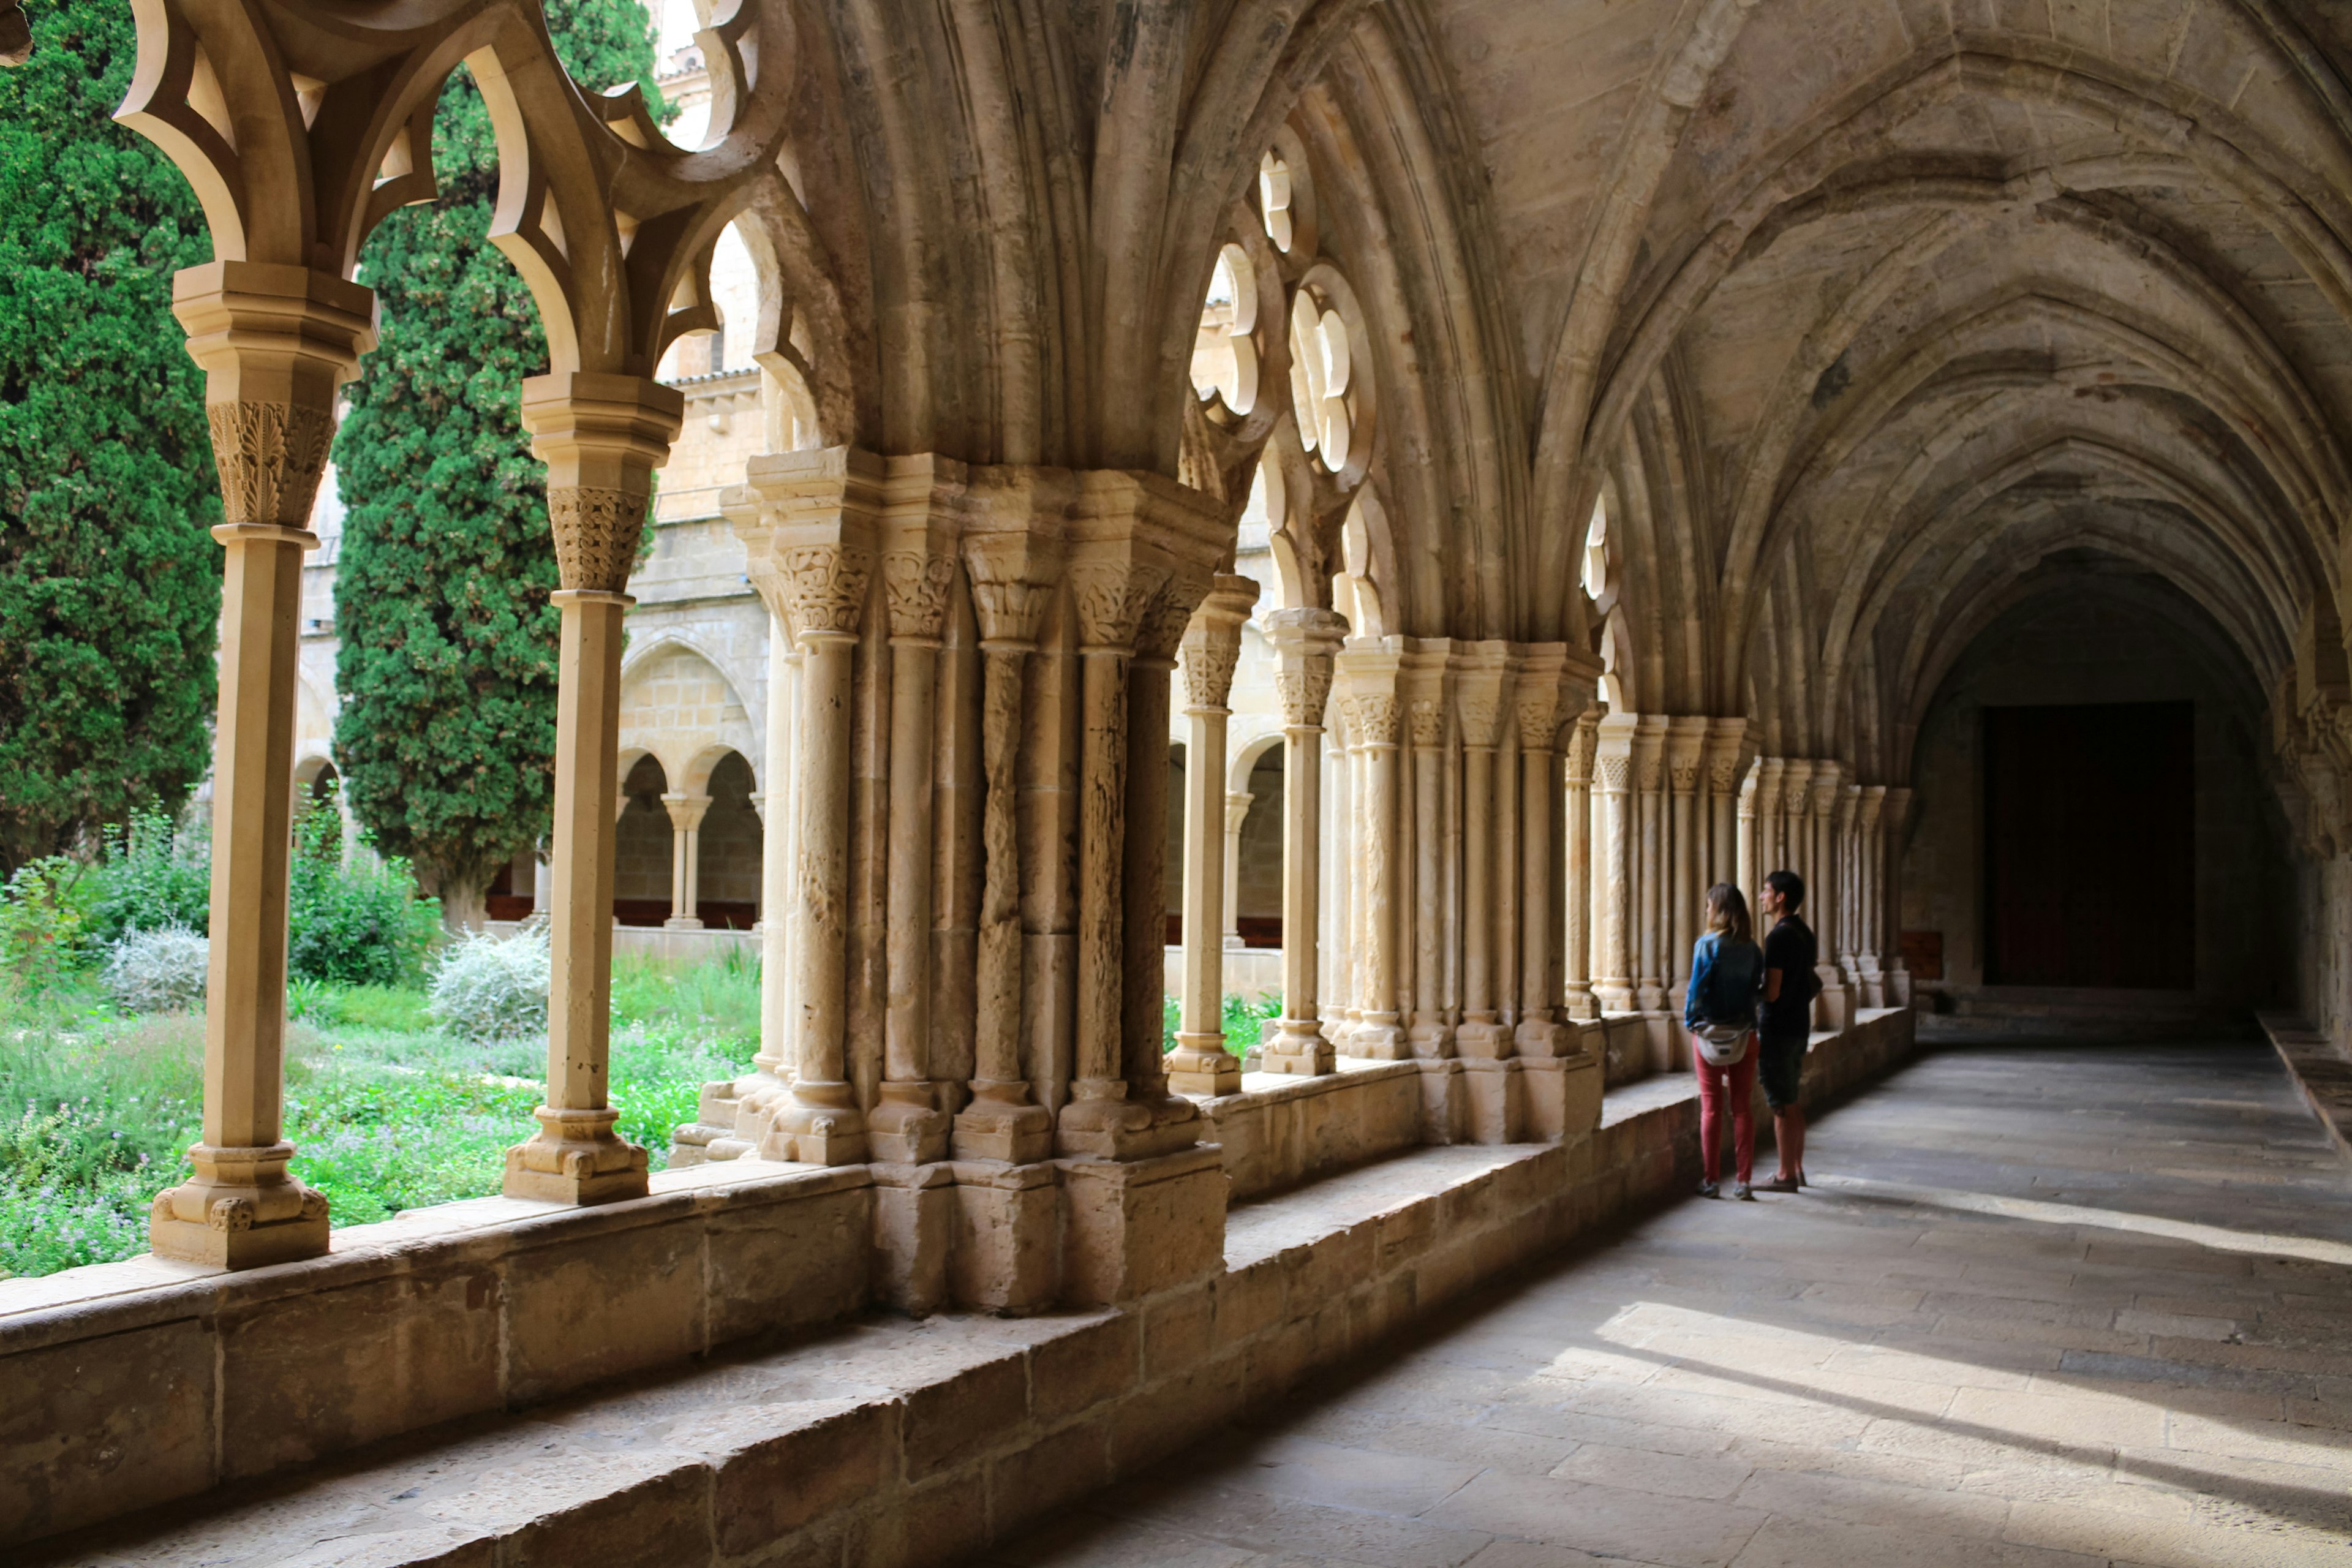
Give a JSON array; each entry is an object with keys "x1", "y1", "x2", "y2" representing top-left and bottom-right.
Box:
[
  {"x1": 738, "y1": 447, "x2": 883, "y2": 1165},
  {"x1": 1856, "y1": 785, "x2": 1886, "y2": 1006},
  {"x1": 1705, "y1": 722, "x2": 1745, "y2": 887},
  {"x1": 1454, "y1": 650, "x2": 1509, "y2": 1058},
  {"x1": 1405, "y1": 659, "x2": 1452, "y2": 1057},
  {"x1": 1632, "y1": 718, "x2": 1667, "y2": 1012},
  {"x1": 1125, "y1": 573, "x2": 1205, "y2": 1109},
  {"x1": 1835, "y1": 783, "x2": 1862, "y2": 983},
  {"x1": 952, "y1": 503, "x2": 1060, "y2": 1164},
  {"x1": 1264, "y1": 606, "x2": 1347, "y2": 1074},
  {"x1": 502, "y1": 373, "x2": 683, "y2": 1202},
  {"x1": 1563, "y1": 710, "x2": 1600, "y2": 1020},
  {"x1": 1736, "y1": 761, "x2": 1760, "y2": 905},
  {"x1": 149, "y1": 263, "x2": 372, "y2": 1267},
  {"x1": 1666, "y1": 719, "x2": 1705, "y2": 1004},
  {"x1": 1778, "y1": 759, "x2": 1812, "y2": 905},
  {"x1": 868, "y1": 477, "x2": 962, "y2": 1163},
  {"x1": 1751, "y1": 756, "x2": 1785, "y2": 899},
  {"x1": 1810, "y1": 763, "x2": 1849, "y2": 1030},
  {"x1": 1337, "y1": 644, "x2": 1406, "y2": 1057},
  {"x1": 726, "y1": 488, "x2": 800, "y2": 1133},
  {"x1": 661, "y1": 793, "x2": 710, "y2": 929},
  {"x1": 1882, "y1": 786, "x2": 1913, "y2": 1005},
  {"x1": 1169, "y1": 575, "x2": 1257, "y2": 1096},
  {"x1": 1221, "y1": 793, "x2": 1251, "y2": 949},
  {"x1": 1318, "y1": 695, "x2": 1349, "y2": 1043},
  {"x1": 1513, "y1": 670, "x2": 1568, "y2": 1055},
  {"x1": 1593, "y1": 712, "x2": 1636, "y2": 1012}
]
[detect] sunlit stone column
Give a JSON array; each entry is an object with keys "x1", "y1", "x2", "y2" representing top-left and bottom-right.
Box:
[
  {"x1": 1169, "y1": 575, "x2": 1257, "y2": 1096},
  {"x1": 869, "y1": 473, "x2": 962, "y2": 1163},
  {"x1": 1513, "y1": 666, "x2": 1569, "y2": 1055},
  {"x1": 1338, "y1": 644, "x2": 1406, "y2": 1057},
  {"x1": 1264, "y1": 606, "x2": 1347, "y2": 1074},
  {"x1": 662, "y1": 794, "x2": 710, "y2": 929},
  {"x1": 737, "y1": 447, "x2": 882, "y2": 1165},
  {"x1": 1455, "y1": 649, "x2": 1509, "y2": 1058},
  {"x1": 1220, "y1": 793, "x2": 1251, "y2": 949},
  {"x1": 1736, "y1": 761, "x2": 1760, "y2": 904},
  {"x1": 726, "y1": 486, "x2": 801, "y2": 1130},
  {"x1": 1319, "y1": 694, "x2": 1350, "y2": 1044},
  {"x1": 1751, "y1": 755, "x2": 1785, "y2": 899},
  {"x1": 1563, "y1": 709, "x2": 1600, "y2": 1020},
  {"x1": 502, "y1": 373, "x2": 684, "y2": 1202},
  {"x1": 149, "y1": 264, "x2": 372, "y2": 1265},
  {"x1": 1594, "y1": 713, "x2": 1637, "y2": 1012},
  {"x1": 1404, "y1": 652, "x2": 1453, "y2": 1057},
  {"x1": 952, "y1": 500, "x2": 1061, "y2": 1164},
  {"x1": 1632, "y1": 718, "x2": 1667, "y2": 1012},
  {"x1": 1665, "y1": 718, "x2": 1706, "y2": 1007}
]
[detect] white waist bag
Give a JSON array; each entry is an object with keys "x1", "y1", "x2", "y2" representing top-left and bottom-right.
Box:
[{"x1": 1692, "y1": 1023, "x2": 1752, "y2": 1068}]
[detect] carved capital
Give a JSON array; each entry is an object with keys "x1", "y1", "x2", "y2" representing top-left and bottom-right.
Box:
[
  {"x1": 1264, "y1": 606, "x2": 1348, "y2": 729},
  {"x1": 776, "y1": 541, "x2": 876, "y2": 639},
  {"x1": 882, "y1": 551, "x2": 957, "y2": 641},
  {"x1": 1139, "y1": 568, "x2": 1212, "y2": 666},
  {"x1": 1181, "y1": 636, "x2": 1243, "y2": 709},
  {"x1": 1858, "y1": 786, "x2": 1885, "y2": 832},
  {"x1": 549, "y1": 486, "x2": 649, "y2": 593},
  {"x1": 1596, "y1": 752, "x2": 1632, "y2": 793},
  {"x1": 208, "y1": 401, "x2": 336, "y2": 527},
  {"x1": 1069, "y1": 561, "x2": 1163, "y2": 652},
  {"x1": 1408, "y1": 698, "x2": 1444, "y2": 748},
  {"x1": 1516, "y1": 693, "x2": 1562, "y2": 753},
  {"x1": 1352, "y1": 694, "x2": 1401, "y2": 745},
  {"x1": 1564, "y1": 714, "x2": 1599, "y2": 785}
]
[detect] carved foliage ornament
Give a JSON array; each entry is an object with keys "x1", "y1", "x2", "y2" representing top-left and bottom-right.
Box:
[
  {"x1": 1348, "y1": 693, "x2": 1401, "y2": 745},
  {"x1": 1071, "y1": 563, "x2": 1161, "y2": 651},
  {"x1": 210, "y1": 402, "x2": 334, "y2": 528},
  {"x1": 968, "y1": 579, "x2": 1050, "y2": 647},
  {"x1": 777, "y1": 542, "x2": 875, "y2": 637},
  {"x1": 1275, "y1": 662, "x2": 1335, "y2": 728},
  {"x1": 549, "y1": 487, "x2": 652, "y2": 594},
  {"x1": 1408, "y1": 698, "x2": 1442, "y2": 748},
  {"x1": 1181, "y1": 637, "x2": 1243, "y2": 709},
  {"x1": 883, "y1": 551, "x2": 957, "y2": 641},
  {"x1": 1460, "y1": 695, "x2": 1501, "y2": 749},
  {"x1": 1516, "y1": 696, "x2": 1561, "y2": 752}
]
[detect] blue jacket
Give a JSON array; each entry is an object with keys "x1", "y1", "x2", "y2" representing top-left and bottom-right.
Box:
[{"x1": 1684, "y1": 931, "x2": 1763, "y2": 1032}]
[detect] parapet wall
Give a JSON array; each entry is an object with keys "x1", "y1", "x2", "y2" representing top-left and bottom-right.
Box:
[{"x1": 2, "y1": 1010, "x2": 1915, "y2": 1556}]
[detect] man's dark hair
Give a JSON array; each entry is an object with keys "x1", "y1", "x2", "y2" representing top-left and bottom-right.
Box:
[{"x1": 1765, "y1": 869, "x2": 1806, "y2": 911}]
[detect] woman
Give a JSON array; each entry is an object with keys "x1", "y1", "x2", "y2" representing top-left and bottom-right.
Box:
[{"x1": 1684, "y1": 883, "x2": 1765, "y2": 1200}]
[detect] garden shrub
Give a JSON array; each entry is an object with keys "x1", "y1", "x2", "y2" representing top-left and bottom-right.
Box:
[
  {"x1": 83, "y1": 806, "x2": 209, "y2": 946},
  {"x1": 104, "y1": 925, "x2": 209, "y2": 1013},
  {"x1": 0, "y1": 856, "x2": 89, "y2": 993},
  {"x1": 428, "y1": 921, "x2": 549, "y2": 1041},
  {"x1": 286, "y1": 804, "x2": 439, "y2": 987}
]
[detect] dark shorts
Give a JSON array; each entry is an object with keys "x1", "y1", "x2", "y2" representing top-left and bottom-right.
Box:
[{"x1": 1757, "y1": 1032, "x2": 1807, "y2": 1109}]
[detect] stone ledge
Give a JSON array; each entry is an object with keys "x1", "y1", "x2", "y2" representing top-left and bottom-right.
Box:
[
  {"x1": 2258, "y1": 1011, "x2": 2352, "y2": 1163},
  {"x1": 17, "y1": 1010, "x2": 1917, "y2": 1565}
]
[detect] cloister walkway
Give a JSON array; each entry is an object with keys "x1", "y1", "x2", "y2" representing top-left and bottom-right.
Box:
[{"x1": 976, "y1": 1041, "x2": 2352, "y2": 1568}]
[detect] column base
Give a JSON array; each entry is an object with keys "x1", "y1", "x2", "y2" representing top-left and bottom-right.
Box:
[
  {"x1": 1460, "y1": 1057, "x2": 1525, "y2": 1144},
  {"x1": 761, "y1": 1080, "x2": 870, "y2": 1165},
  {"x1": 1408, "y1": 1018, "x2": 1455, "y2": 1058},
  {"x1": 1888, "y1": 965, "x2": 1913, "y2": 1006},
  {"x1": 1563, "y1": 983, "x2": 1599, "y2": 1022},
  {"x1": 1814, "y1": 970, "x2": 1850, "y2": 1031},
  {"x1": 952, "y1": 1087, "x2": 1054, "y2": 1164},
  {"x1": 867, "y1": 1084, "x2": 951, "y2": 1163},
  {"x1": 1350, "y1": 1016, "x2": 1409, "y2": 1060},
  {"x1": 1167, "y1": 1033, "x2": 1243, "y2": 1096},
  {"x1": 147, "y1": 1142, "x2": 331, "y2": 1269},
  {"x1": 1058, "y1": 1143, "x2": 1227, "y2": 1307},
  {"x1": 1513, "y1": 1016, "x2": 1569, "y2": 1058},
  {"x1": 1595, "y1": 981, "x2": 1635, "y2": 1013},
  {"x1": 949, "y1": 1159, "x2": 1061, "y2": 1312},
  {"x1": 1522, "y1": 1054, "x2": 1602, "y2": 1142},
  {"x1": 1417, "y1": 1058, "x2": 1469, "y2": 1144},
  {"x1": 1055, "y1": 1079, "x2": 1202, "y2": 1160},
  {"x1": 502, "y1": 1107, "x2": 651, "y2": 1205},
  {"x1": 1455, "y1": 1019, "x2": 1510, "y2": 1060},
  {"x1": 1635, "y1": 982, "x2": 1666, "y2": 1011},
  {"x1": 1261, "y1": 1018, "x2": 1333, "y2": 1076},
  {"x1": 871, "y1": 1161, "x2": 956, "y2": 1315},
  {"x1": 663, "y1": 915, "x2": 706, "y2": 930}
]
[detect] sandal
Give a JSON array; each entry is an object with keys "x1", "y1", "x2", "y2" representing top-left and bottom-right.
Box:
[{"x1": 1758, "y1": 1175, "x2": 1800, "y2": 1194}]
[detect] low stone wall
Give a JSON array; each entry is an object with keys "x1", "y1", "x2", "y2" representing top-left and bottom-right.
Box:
[
  {"x1": 1200, "y1": 1058, "x2": 1425, "y2": 1200},
  {"x1": 4, "y1": 1009, "x2": 1915, "y2": 1558}
]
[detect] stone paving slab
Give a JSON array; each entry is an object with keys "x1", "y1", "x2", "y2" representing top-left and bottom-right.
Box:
[
  {"x1": 976, "y1": 1040, "x2": 2352, "y2": 1568},
  {"x1": 2258, "y1": 1014, "x2": 2352, "y2": 1166}
]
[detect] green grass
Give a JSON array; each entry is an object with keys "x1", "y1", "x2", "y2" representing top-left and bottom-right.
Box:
[
  {"x1": 1161, "y1": 991, "x2": 1283, "y2": 1054},
  {"x1": 0, "y1": 952, "x2": 762, "y2": 1278}
]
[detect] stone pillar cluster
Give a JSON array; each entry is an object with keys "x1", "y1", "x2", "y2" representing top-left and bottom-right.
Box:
[
  {"x1": 1736, "y1": 756, "x2": 1914, "y2": 1026},
  {"x1": 1313, "y1": 638, "x2": 1599, "y2": 1143},
  {"x1": 679, "y1": 451, "x2": 1230, "y2": 1311}
]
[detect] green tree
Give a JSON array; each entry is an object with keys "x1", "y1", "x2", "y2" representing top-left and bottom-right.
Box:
[
  {"x1": 0, "y1": 0, "x2": 221, "y2": 876},
  {"x1": 332, "y1": 0, "x2": 662, "y2": 929}
]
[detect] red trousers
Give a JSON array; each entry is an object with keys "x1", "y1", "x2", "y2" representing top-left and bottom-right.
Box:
[{"x1": 1692, "y1": 1037, "x2": 1757, "y2": 1185}]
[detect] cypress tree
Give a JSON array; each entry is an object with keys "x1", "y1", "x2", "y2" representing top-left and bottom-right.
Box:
[
  {"x1": 0, "y1": 0, "x2": 221, "y2": 875},
  {"x1": 332, "y1": 0, "x2": 663, "y2": 928}
]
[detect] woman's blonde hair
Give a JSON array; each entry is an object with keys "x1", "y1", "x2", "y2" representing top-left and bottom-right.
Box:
[{"x1": 1705, "y1": 882, "x2": 1752, "y2": 945}]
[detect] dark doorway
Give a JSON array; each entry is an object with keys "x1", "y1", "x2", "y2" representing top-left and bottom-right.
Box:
[{"x1": 1983, "y1": 701, "x2": 2193, "y2": 989}]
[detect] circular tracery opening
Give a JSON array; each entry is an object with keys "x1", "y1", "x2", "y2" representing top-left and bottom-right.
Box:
[
  {"x1": 1289, "y1": 289, "x2": 1356, "y2": 470},
  {"x1": 1189, "y1": 241, "x2": 1260, "y2": 414}
]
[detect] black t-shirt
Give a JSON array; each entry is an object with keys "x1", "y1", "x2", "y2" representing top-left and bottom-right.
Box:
[{"x1": 1758, "y1": 916, "x2": 1818, "y2": 1043}]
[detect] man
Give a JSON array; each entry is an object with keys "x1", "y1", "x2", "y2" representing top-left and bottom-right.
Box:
[{"x1": 1755, "y1": 869, "x2": 1819, "y2": 1193}]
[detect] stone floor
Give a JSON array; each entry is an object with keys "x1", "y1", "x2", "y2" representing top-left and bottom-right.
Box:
[{"x1": 973, "y1": 1040, "x2": 2352, "y2": 1568}]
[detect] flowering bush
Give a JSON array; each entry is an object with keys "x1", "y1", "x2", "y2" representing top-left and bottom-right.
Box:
[
  {"x1": 427, "y1": 921, "x2": 549, "y2": 1041},
  {"x1": 102, "y1": 926, "x2": 209, "y2": 1014}
]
